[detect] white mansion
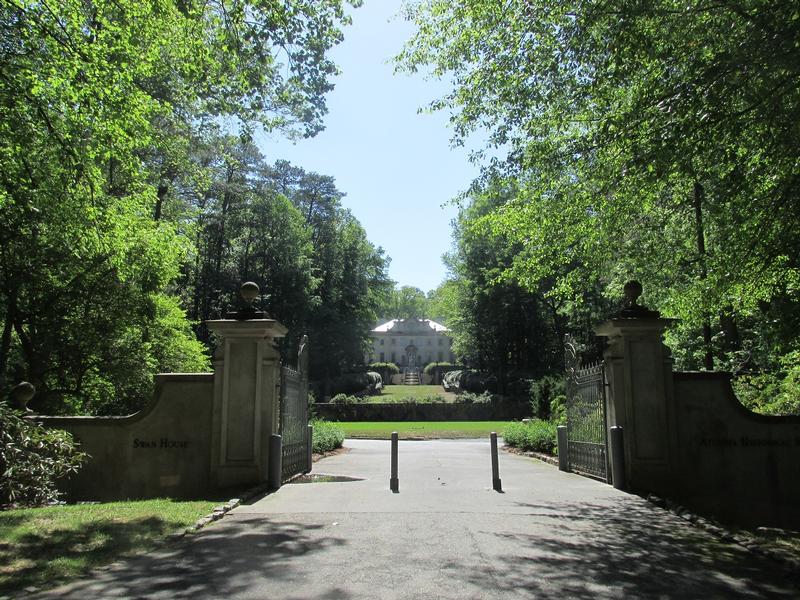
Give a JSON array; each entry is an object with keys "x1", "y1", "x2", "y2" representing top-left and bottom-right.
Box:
[{"x1": 366, "y1": 318, "x2": 455, "y2": 367}]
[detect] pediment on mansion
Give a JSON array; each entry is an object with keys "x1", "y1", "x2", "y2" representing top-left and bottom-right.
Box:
[{"x1": 371, "y1": 318, "x2": 448, "y2": 335}]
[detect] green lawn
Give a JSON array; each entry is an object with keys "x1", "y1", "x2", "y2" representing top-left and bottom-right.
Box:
[
  {"x1": 366, "y1": 384, "x2": 457, "y2": 403},
  {"x1": 339, "y1": 421, "x2": 512, "y2": 439},
  {"x1": 0, "y1": 498, "x2": 218, "y2": 597}
]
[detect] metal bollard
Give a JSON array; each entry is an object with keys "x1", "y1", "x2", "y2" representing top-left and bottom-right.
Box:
[
  {"x1": 490, "y1": 432, "x2": 502, "y2": 492},
  {"x1": 306, "y1": 424, "x2": 313, "y2": 474},
  {"x1": 557, "y1": 425, "x2": 569, "y2": 472},
  {"x1": 390, "y1": 431, "x2": 399, "y2": 493},
  {"x1": 269, "y1": 434, "x2": 283, "y2": 491},
  {"x1": 610, "y1": 426, "x2": 627, "y2": 491}
]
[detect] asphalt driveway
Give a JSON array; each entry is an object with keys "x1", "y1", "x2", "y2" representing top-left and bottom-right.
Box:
[{"x1": 32, "y1": 439, "x2": 800, "y2": 599}]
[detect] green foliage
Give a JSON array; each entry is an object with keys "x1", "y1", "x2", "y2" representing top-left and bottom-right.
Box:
[
  {"x1": 502, "y1": 420, "x2": 557, "y2": 454},
  {"x1": 0, "y1": 404, "x2": 87, "y2": 506},
  {"x1": 340, "y1": 421, "x2": 512, "y2": 439},
  {"x1": 397, "y1": 0, "x2": 800, "y2": 377},
  {"x1": 311, "y1": 420, "x2": 345, "y2": 453},
  {"x1": 184, "y1": 147, "x2": 391, "y2": 386},
  {"x1": 377, "y1": 285, "x2": 429, "y2": 319},
  {"x1": 550, "y1": 395, "x2": 567, "y2": 426},
  {"x1": 457, "y1": 391, "x2": 493, "y2": 404},
  {"x1": 370, "y1": 362, "x2": 400, "y2": 375},
  {"x1": 397, "y1": 394, "x2": 446, "y2": 404},
  {"x1": 0, "y1": 498, "x2": 218, "y2": 595},
  {"x1": 330, "y1": 393, "x2": 360, "y2": 405},
  {"x1": 433, "y1": 192, "x2": 582, "y2": 382},
  {"x1": 734, "y1": 351, "x2": 800, "y2": 416},
  {"x1": 0, "y1": 0, "x2": 364, "y2": 414},
  {"x1": 423, "y1": 362, "x2": 455, "y2": 375},
  {"x1": 530, "y1": 375, "x2": 565, "y2": 421}
]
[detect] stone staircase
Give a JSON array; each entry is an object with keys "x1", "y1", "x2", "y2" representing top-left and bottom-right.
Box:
[{"x1": 403, "y1": 368, "x2": 420, "y2": 385}]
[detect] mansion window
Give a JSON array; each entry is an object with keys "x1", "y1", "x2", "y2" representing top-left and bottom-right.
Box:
[
  {"x1": 438, "y1": 338, "x2": 443, "y2": 346},
  {"x1": 380, "y1": 352, "x2": 384, "y2": 361},
  {"x1": 380, "y1": 339, "x2": 385, "y2": 345}
]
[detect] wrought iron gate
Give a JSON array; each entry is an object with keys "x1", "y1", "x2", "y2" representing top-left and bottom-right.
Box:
[
  {"x1": 280, "y1": 336, "x2": 310, "y2": 482},
  {"x1": 564, "y1": 337, "x2": 609, "y2": 482}
]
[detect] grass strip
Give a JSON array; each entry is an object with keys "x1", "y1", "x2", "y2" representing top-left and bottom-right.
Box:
[
  {"x1": 365, "y1": 385, "x2": 458, "y2": 403},
  {"x1": 339, "y1": 421, "x2": 512, "y2": 439},
  {"x1": 0, "y1": 498, "x2": 218, "y2": 597}
]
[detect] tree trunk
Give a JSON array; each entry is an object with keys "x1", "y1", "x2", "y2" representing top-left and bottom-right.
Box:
[
  {"x1": 153, "y1": 182, "x2": 168, "y2": 221},
  {"x1": 0, "y1": 289, "x2": 17, "y2": 390},
  {"x1": 693, "y1": 181, "x2": 714, "y2": 370}
]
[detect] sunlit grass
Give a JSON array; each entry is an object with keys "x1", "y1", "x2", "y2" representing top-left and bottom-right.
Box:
[
  {"x1": 365, "y1": 384, "x2": 457, "y2": 403},
  {"x1": 339, "y1": 421, "x2": 511, "y2": 439},
  {"x1": 0, "y1": 498, "x2": 218, "y2": 597}
]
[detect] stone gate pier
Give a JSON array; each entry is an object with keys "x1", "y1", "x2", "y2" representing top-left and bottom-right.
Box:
[
  {"x1": 597, "y1": 282, "x2": 800, "y2": 527},
  {"x1": 33, "y1": 285, "x2": 292, "y2": 501}
]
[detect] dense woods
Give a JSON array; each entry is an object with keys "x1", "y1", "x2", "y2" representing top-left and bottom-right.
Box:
[
  {"x1": 3, "y1": 0, "x2": 798, "y2": 416},
  {"x1": 399, "y1": 1, "x2": 800, "y2": 413},
  {"x1": 0, "y1": 0, "x2": 391, "y2": 416}
]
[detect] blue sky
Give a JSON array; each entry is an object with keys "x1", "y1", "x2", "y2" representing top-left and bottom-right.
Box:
[{"x1": 257, "y1": 1, "x2": 481, "y2": 294}]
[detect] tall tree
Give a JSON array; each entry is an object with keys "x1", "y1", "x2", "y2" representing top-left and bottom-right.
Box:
[
  {"x1": 377, "y1": 286, "x2": 429, "y2": 320},
  {"x1": 397, "y1": 0, "x2": 800, "y2": 371},
  {"x1": 0, "y1": 0, "x2": 360, "y2": 413}
]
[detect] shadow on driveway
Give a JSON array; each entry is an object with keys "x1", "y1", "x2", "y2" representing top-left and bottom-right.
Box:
[
  {"x1": 449, "y1": 499, "x2": 798, "y2": 599},
  {"x1": 34, "y1": 517, "x2": 350, "y2": 599}
]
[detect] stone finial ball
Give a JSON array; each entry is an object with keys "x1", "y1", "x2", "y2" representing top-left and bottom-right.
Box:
[
  {"x1": 240, "y1": 281, "x2": 260, "y2": 304},
  {"x1": 623, "y1": 280, "x2": 643, "y2": 305}
]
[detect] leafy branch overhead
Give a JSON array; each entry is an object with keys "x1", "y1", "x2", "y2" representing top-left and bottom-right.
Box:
[
  {"x1": 398, "y1": 0, "x2": 800, "y2": 376},
  {"x1": 0, "y1": 0, "x2": 388, "y2": 415}
]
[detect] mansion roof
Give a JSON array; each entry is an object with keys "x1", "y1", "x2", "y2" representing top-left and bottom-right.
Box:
[{"x1": 372, "y1": 318, "x2": 449, "y2": 334}]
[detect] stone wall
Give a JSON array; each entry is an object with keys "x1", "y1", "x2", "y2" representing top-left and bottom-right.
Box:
[
  {"x1": 595, "y1": 297, "x2": 800, "y2": 528},
  {"x1": 671, "y1": 372, "x2": 800, "y2": 527},
  {"x1": 313, "y1": 401, "x2": 530, "y2": 422},
  {"x1": 35, "y1": 374, "x2": 214, "y2": 501}
]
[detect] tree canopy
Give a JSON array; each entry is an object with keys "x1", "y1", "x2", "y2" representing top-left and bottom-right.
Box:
[
  {"x1": 397, "y1": 0, "x2": 800, "y2": 380},
  {"x1": 0, "y1": 0, "x2": 384, "y2": 414}
]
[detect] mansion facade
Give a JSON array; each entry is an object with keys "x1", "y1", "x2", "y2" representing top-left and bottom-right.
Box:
[{"x1": 366, "y1": 318, "x2": 455, "y2": 368}]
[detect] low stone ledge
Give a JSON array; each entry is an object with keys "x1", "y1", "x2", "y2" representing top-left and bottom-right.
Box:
[{"x1": 645, "y1": 494, "x2": 800, "y2": 575}]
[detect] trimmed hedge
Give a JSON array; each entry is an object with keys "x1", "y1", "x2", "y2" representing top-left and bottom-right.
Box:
[
  {"x1": 369, "y1": 362, "x2": 400, "y2": 375},
  {"x1": 502, "y1": 420, "x2": 557, "y2": 454},
  {"x1": 311, "y1": 420, "x2": 345, "y2": 453},
  {"x1": 314, "y1": 400, "x2": 530, "y2": 421}
]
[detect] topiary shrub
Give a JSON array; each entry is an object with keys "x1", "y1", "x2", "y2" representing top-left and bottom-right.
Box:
[
  {"x1": 369, "y1": 362, "x2": 400, "y2": 385},
  {"x1": 370, "y1": 362, "x2": 399, "y2": 375},
  {"x1": 311, "y1": 419, "x2": 345, "y2": 453},
  {"x1": 502, "y1": 420, "x2": 557, "y2": 454},
  {"x1": 423, "y1": 362, "x2": 451, "y2": 375},
  {"x1": 1, "y1": 402, "x2": 87, "y2": 507}
]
